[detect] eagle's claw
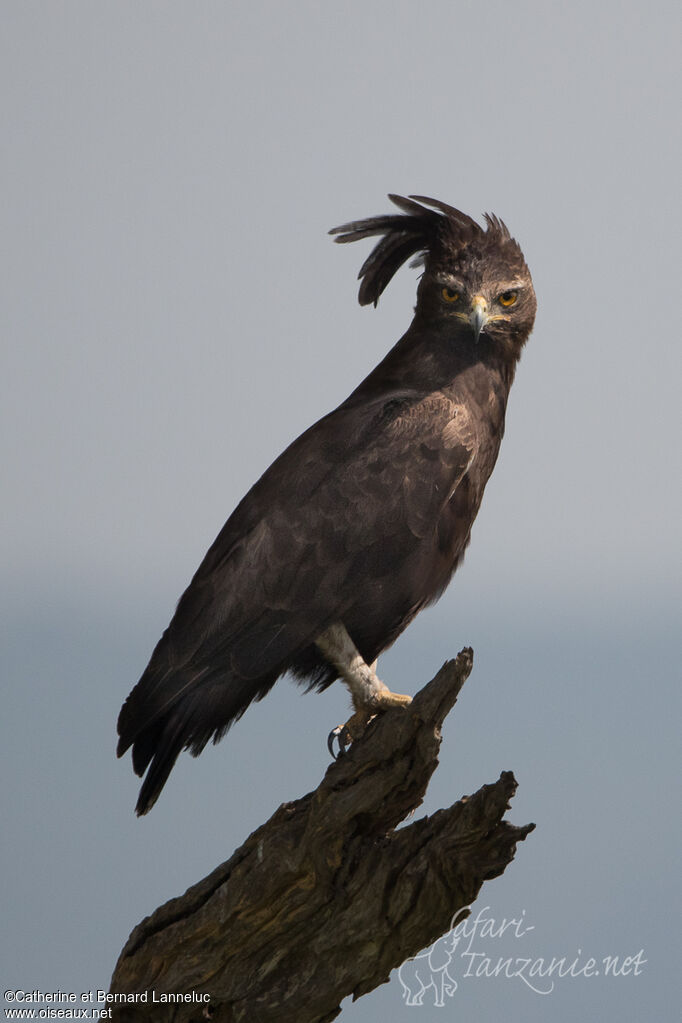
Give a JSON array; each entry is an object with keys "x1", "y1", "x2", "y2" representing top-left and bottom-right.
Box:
[
  {"x1": 327, "y1": 724, "x2": 353, "y2": 759},
  {"x1": 327, "y1": 706, "x2": 375, "y2": 759}
]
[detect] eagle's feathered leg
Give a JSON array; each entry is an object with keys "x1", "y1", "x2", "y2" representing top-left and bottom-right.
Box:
[{"x1": 316, "y1": 623, "x2": 412, "y2": 758}]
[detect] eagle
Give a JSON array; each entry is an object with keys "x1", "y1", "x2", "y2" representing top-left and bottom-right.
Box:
[{"x1": 117, "y1": 195, "x2": 536, "y2": 815}]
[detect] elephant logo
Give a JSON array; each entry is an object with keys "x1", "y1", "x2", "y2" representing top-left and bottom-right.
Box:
[{"x1": 398, "y1": 930, "x2": 460, "y2": 1007}]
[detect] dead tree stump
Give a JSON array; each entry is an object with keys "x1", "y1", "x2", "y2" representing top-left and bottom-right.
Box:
[{"x1": 109, "y1": 648, "x2": 534, "y2": 1021}]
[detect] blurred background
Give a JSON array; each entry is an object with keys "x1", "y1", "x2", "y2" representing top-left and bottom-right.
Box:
[{"x1": 2, "y1": 2, "x2": 680, "y2": 1020}]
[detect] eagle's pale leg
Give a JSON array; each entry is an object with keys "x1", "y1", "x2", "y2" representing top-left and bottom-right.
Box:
[{"x1": 316, "y1": 623, "x2": 412, "y2": 757}]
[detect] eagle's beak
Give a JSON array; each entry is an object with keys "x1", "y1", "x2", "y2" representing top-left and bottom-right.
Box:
[{"x1": 469, "y1": 296, "x2": 489, "y2": 341}]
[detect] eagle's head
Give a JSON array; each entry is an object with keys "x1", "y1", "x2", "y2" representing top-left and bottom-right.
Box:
[{"x1": 330, "y1": 194, "x2": 536, "y2": 358}]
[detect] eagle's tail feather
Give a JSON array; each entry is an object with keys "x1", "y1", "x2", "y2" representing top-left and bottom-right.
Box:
[
  {"x1": 119, "y1": 670, "x2": 279, "y2": 815},
  {"x1": 133, "y1": 718, "x2": 188, "y2": 816}
]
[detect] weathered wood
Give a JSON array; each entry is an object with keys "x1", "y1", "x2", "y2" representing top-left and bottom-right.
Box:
[{"x1": 109, "y1": 649, "x2": 534, "y2": 1021}]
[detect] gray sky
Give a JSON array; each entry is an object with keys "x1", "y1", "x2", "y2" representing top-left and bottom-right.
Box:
[{"x1": 2, "y1": 2, "x2": 680, "y2": 1021}]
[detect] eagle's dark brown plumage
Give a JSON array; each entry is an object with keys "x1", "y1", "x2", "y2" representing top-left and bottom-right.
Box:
[{"x1": 117, "y1": 195, "x2": 536, "y2": 814}]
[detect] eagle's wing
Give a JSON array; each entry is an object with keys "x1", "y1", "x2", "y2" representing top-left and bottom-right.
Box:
[{"x1": 118, "y1": 390, "x2": 476, "y2": 811}]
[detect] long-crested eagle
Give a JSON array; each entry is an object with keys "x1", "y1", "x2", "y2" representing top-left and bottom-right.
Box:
[{"x1": 117, "y1": 195, "x2": 536, "y2": 814}]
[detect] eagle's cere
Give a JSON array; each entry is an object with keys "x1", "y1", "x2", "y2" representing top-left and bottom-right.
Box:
[{"x1": 117, "y1": 195, "x2": 536, "y2": 814}]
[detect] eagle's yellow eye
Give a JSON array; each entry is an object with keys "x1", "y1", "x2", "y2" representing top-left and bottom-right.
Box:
[
  {"x1": 498, "y1": 290, "x2": 518, "y2": 307},
  {"x1": 441, "y1": 287, "x2": 460, "y2": 303}
]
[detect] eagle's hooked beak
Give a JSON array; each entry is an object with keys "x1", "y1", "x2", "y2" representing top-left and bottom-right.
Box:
[{"x1": 469, "y1": 296, "x2": 489, "y2": 341}]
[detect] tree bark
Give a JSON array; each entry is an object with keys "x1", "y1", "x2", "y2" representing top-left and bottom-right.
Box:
[{"x1": 109, "y1": 648, "x2": 534, "y2": 1022}]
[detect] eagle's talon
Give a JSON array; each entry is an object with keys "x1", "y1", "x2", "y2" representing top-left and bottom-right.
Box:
[
  {"x1": 328, "y1": 723, "x2": 355, "y2": 759},
  {"x1": 327, "y1": 725, "x2": 343, "y2": 759},
  {"x1": 328, "y1": 705, "x2": 378, "y2": 759}
]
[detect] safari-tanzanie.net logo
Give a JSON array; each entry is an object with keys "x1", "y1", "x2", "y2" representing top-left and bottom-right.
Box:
[{"x1": 397, "y1": 904, "x2": 646, "y2": 1007}]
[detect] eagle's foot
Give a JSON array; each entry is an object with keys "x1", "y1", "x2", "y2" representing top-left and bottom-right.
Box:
[
  {"x1": 327, "y1": 707, "x2": 373, "y2": 759},
  {"x1": 317, "y1": 623, "x2": 412, "y2": 758},
  {"x1": 327, "y1": 690, "x2": 412, "y2": 759},
  {"x1": 372, "y1": 689, "x2": 413, "y2": 710}
]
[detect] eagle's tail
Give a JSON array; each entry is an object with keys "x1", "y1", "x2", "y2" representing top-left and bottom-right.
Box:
[
  {"x1": 117, "y1": 668, "x2": 278, "y2": 815},
  {"x1": 129, "y1": 717, "x2": 186, "y2": 816}
]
